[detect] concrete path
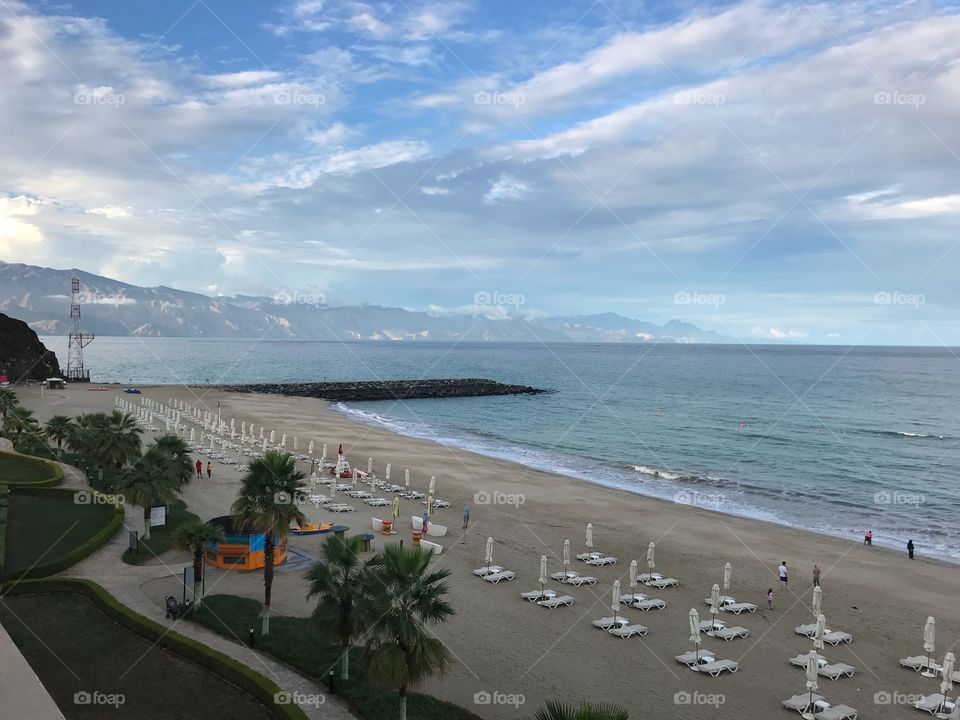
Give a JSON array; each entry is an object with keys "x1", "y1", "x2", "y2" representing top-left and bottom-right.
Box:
[{"x1": 0, "y1": 622, "x2": 66, "y2": 720}]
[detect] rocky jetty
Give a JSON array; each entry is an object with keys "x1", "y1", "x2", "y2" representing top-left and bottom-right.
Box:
[
  {"x1": 212, "y1": 378, "x2": 547, "y2": 401},
  {"x1": 0, "y1": 313, "x2": 62, "y2": 382}
]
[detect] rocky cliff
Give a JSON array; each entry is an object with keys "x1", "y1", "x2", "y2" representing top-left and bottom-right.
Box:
[{"x1": 0, "y1": 313, "x2": 63, "y2": 381}]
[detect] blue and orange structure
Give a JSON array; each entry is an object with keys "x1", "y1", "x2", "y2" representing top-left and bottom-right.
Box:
[{"x1": 204, "y1": 515, "x2": 288, "y2": 571}]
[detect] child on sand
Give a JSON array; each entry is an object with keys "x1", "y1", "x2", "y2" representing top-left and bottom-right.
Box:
[{"x1": 766, "y1": 588, "x2": 773, "y2": 609}]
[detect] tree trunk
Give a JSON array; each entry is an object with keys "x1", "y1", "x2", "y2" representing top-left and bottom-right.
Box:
[
  {"x1": 341, "y1": 642, "x2": 349, "y2": 680},
  {"x1": 398, "y1": 686, "x2": 407, "y2": 720},
  {"x1": 143, "y1": 506, "x2": 151, "y2": 540},
  {"x1": 193, "y1": 552, "x2": 203, "y2": 607},
  {"x1": 262, "y1": 533, "x2": 274, "y2": 636}
]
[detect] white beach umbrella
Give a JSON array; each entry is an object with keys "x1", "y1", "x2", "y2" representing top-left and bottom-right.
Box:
[
  {"x1": 811, "y1": 586, "x2": 822, "y2": 619},
  {"x1": 405, "y1": 469, "x2": 411, "y2": 488},
  {"x1": 813, "y1": 614, "x2": 826, "y2": 651},
  {"x1": 392, "y1": 496, "x2": 400, "y2": 520},
  {"x1": 585, "y1": 523, "x2": 594, "y2": 551},
  {"x1": 385, "y1": 463, "x2": 391, "y2": 481},
  {"x1": 269, "y1": 430, "x2": 275, "y2": 444},
  {"x1": 427, "y1": 496, "x2": 434, "y2": 517},
  {"x1": 709, "y1": 583, "x2": 721, "y2": 633},
  {"x1": 259, "y1": 427, "x2": 265, "y2": 441},
  {"x1": 322, "y1": 443, "x2": 328, "y2": 460},
  {"x1": 563, "y1": 539, "x2": 571, "y2": 579},
  {"x1": 189, "y1": 428, "x2": 195, "y2": 442},
  {"x1": 646, "y1": 541, "x2": 656, "y2": 575},
  {"x1": 428, "y1": 476, "x2": 436, "y2": 496},
  {"x1": 262, "y1": 438, "x2": 268, "y2": 452},
  {"x1": 939, "y1": 652, "x2": 955, "y2": 713},
  {"x1": 241, "y1": 421, "x2": 246, "y2": 435},
  {"x1": 308, "y1": 440, "x2": 314, "y2": 456},
  {"x1": 723, "y1": 561, "x2": 732, "y2": 594},
  {"x1": 367, "y1": 457, "x2": 373, "y2": 475},
  {"x1": 804, "y1": 649, "x2": 820, "y2": 717},
  {"x1": 923, "y1": 616, "x2": 937, "y2": 677},
  {"x1": 629, "y1": 559, "x2": 638, "y2": 592},
  {"x1": 294, "y1": 437, "x2": 299, "y2": 452},
  {"x1": 689, "y1": 608, "x2": 702, "y2": 662},
  {"x1": 280, "y1": 433, "x2": 287, "y2": 449},
  {"x1": 612, "y1": 579, "x2": 621, "y2": 623},
  {"x1": 539, "y1": 555, "x2": 548, "y2": 596},
  {"x1": 484, "y1": 537, "x2": 494, "y2": 572}
]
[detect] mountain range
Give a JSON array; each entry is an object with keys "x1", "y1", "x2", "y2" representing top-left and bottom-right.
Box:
[{"x1": 0, "y1": 262, "x2": 732, "y2": 344}]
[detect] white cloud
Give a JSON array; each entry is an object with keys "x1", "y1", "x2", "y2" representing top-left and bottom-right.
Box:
[
  {"x1": 86, "y1": 205, "x2": 130, "y2": 219},
  {"x1": 751, "y1": 326, "x2": 807, "y2": 340},
  {"x1": 420, "y1": 186, "x2": 450, "y2": 195},
  {"x1": 202, "y1": 71, "x2": 284, "y2": 88},
  {"x1": 484, "y1": 174, "x2": 530, "y2": 204}
]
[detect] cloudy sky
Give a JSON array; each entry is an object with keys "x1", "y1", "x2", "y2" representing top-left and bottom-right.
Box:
[{"x1": 1, "y1": 0, "x2": 959, "y2": 344}]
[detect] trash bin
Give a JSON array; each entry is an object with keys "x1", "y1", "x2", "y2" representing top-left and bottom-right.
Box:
[
  {"x1": 359, "y1": 533, "x2": 374, "y2": 552},
  {"x1": 332, "y1": 525, "x2": 349, "y2": 540},
  {"x1": 381, "y1": 520, "x2": 393, "y2": 536},
  {"x1": 411, "y1": 530, "x2": 422, "y2": 547}
]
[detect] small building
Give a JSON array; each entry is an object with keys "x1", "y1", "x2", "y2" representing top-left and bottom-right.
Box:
[
  {"x1": 45, "y1": 377, "x2": 65, "y2": 389},
  {"x1": 203, "y1": 515, "x2": 288, "y2": 571}
]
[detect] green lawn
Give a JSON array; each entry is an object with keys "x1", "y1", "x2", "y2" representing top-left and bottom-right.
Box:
[
  {"x1": 0, "y1": 592, "x2": 272, "y2": 720},
  {"x1": 191, "y1": 595, "x2": 482, "y2": 720},
  {"x1": 0, "y1": 452, "x2": 59, "y2": 485},
  {"x1": 3, "y1": 492, "x2": 113, "y2": 575},
  {"x1": 122, "y1": 502, "x2": 199, "y2": 565}
]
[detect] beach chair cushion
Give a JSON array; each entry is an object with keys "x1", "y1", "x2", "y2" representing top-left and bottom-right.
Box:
[
  {"x1": 537, "y1": 595, "x2": 575, "y2": 608},
  {"x1": 609, "y1": 624, "x2": 648, "y2": 638}
]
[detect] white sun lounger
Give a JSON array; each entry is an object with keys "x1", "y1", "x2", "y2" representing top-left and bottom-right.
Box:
[
  {"x1": 814, "y1": 704, "x2": 858, "y2": 720},
  {"x1": 520, "y1": 590, "x2": 557, "y2": 602},
  {"x1": 703, "y1": 595, "x2": 737, "y2": 606},
  {"x1": 818, "y1": 663, "x2": 855, "y2": 680},
  {"x1": 782, "y1": 694, "x2": 826, "y2": 714},
  {"x1": 723, "y1": 602, "x2": 757, "y2": 614},
  {"x1": 592, "y1": 617, "x2": 629, "y2": 630},
  {"x1": 693, "y1": 659, "x2": 739, "y2": 676},
  {"x1": 699, "y1": 620, "x2": 727, "y2": 632},
  {"x1": 822, "y1": 631, "x2": 852, "y2": 645},
  {"x1": 645, "y1": 577, "x2": 680, "y2": 588},
  {"x1": 538, "y1": 595, "x2": 575, "y2": 609},
  {"x1": 609, "y1": 623, "x2": 648, "y2": 638},
  {"x1": 473, "y1": 565, "x2": 503, "y2": 577},
  {"x1": 914, "y1": 694, "x2": 955, "y2": 716},
  {"x1": 675, "y1": 650, "x2": 720, "y2": 667},
  {"x1": 630, "y1": 598, "x2": 666, "y2": 611},
  {"x1": 789, "y1": 654, "x2": 828, "y2": 668},
  {"x1": 482, "y1": 570, "x2": 516, "y2": 583},
  {"x1": 550, "y1": 570, "x2": 579, "y2": 581},
  {"x1": 564, "y1": 575, "x2": 598, "y2": 586},
  {"x1": 585, "y1": 554, "x2": 618, "y2": 566},
  {"x1": 712, "y1": 626, "x2": 748, "y2": 641},
  {"x1": 365, "y1": 497, "x2": 391, "y2": 507},
  {"x1": 796, "y1": 624, "x2": 818, "y2": 637},
  {"x1": 900, "y1": 655, "x2": 941, "y2": 673},
  {"x1": 326, "y1": 504, "x2": 355, "y2": 512},
  {"x1": 639, "y1": 572, "x2": 661, "y2": 582}
]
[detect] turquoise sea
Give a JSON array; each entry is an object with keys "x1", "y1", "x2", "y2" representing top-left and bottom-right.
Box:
[{"x1": 50, "y1": 337, "x2": 960, "y2": 561}]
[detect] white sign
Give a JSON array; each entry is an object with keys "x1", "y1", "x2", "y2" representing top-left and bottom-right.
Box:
[{"x1": 149, "y1": 505, "x2": 167, "y2": 527}]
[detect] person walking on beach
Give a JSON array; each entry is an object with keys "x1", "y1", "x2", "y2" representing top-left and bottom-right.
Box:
[
  {"x1": 206, "y1": 461, "x2": 212, "y2": 478},
  {"x1": 462, "y1": 505, "x2": 470, "y2": 530},
  {"x1": 812, "y1": 564, "x2": 821, "y2": 587},
  {"x1": 864, "y1": 530, "x2": 873, "y2": 546},
  {"x1": 778, "y1": 561, "x2": 788, "y2": 590},
  {"x1": 907, "y1": 539, "x2": 915, "y2": 559},
  {"x1": 766, "y1": 588, "x2": 773, "y2": 609},
  {"x1": 195, "y1": 459, "x2": 202, "y2": 478}
]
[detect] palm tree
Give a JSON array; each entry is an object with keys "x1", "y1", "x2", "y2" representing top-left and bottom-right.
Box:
[
  {"x1": 43, "y1": 415, "x2": 75, "y2": 457},
  {"x1": 306, "y1": 535, "x2": 368, "y2": 680},
  {"x1": 530, "y1": 701, "x2": 629, "y2": 720},
  {"x1": 231, "y1": 451, "x2": 306, "y2": 635},
  {"x1": 120, "y1": 445, "x2": 182, "y2": 540},
  {"x1": 0, "y1": 388, "x2": 19, "y2": 423},
  {"x1": 174, "y1": 518, "x2": 225, "y2": 607},
  {"x1": 359, "y1": 545, "x2": 453, "y2": 720},
  {"x1": 153, "y1": 434, "x2": 194, "y2": 488},
  {"x1": 3, "y1": 405, "x2": 38, "y2": 438},
  {"x1": 103, "y1": 410, "x2": 143, "y2": 470}
]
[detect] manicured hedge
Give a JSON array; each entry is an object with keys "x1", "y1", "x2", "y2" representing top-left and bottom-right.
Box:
[
  {"x1": 0, "y1": 579, "x2": 308, "y2": 720},
  {"x1": 0, "y1": 487, "x2": 123, "y2": 580},
  {"x1": 0, "y1": 450, "x2": 63, "y2": 487}
]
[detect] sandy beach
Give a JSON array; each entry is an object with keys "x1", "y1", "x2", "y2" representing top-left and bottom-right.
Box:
[{"x1": 18, "y1": 383, "x2": 960, "y2": 720}]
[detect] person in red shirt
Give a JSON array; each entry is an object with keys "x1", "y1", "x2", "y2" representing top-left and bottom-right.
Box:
[{"x1": 195, "y1": 459, "x2": 202, "y2": 478}]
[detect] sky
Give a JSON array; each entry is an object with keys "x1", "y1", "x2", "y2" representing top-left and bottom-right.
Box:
[{"x1": 1, "y1": 0, "x2": 959, "y2": 345}]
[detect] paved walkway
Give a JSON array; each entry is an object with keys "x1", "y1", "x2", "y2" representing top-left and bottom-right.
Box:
[
  {"x1": 2, "y1": 444, "x2": 357, "y2": 720},
  {"x1": 0, "y1": 622, "x2": 66, "y2": 719}
]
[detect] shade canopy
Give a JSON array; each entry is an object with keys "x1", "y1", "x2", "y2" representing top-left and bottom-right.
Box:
[
  {"x1": 585, "y1": 523, "x2": 594, "y2": 549},
  {"x1": 924, "y1": 617, "x2": 936, "y2": 654},
  {"x1": 563, "y1": 539, "x2": 571, "y2": 566},
  {"x1": 629, "y1": 559, "x2": 638, "y2": 590},
  {"x1": 689, "y1": 608, "x2": 702, "y2": 646},
  {"x1": 646, "y1": 542, "x2": 656, "y2": 570},
  {"x1": 484, "y1": 537, "x2": 494, "y2": 565},
  {"x1": 611, "y1": 580, "x2": 621, "y2": 614},
  {"x1": 813, "y1": 614, "x2": 826, "y2": 651},
  {"x1": 805, "y1": 650, "x2": 820, "y2": 692},
  {"x1": 723, "y1": 562, "x2": 732, "y2": 592},
  {"x1": 539, "y1": 555, "x2": 548, "y2": 586},
  {"x1": 812, "y1": 586, "x2": 822, "y2": 618}
]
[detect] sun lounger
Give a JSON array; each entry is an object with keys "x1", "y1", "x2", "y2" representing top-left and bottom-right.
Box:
[
  {"x1": 675, "y1": 650, "x2": 720, "y2": 667},
  {"x1": 639, "y1": 572, "x2": 661, "y2": 582},
  {"x1": 630, "y1": 598, "x2": 666, "y2": 611},
  {"x1": 914, "y1": 694, "x2": 955, "y2": 716},
  {"x1": 703, "y1": 595, "x2": 737, "y2": 606},
  {"x1": 818, "y1": 663, "x2": 855, "y2": 680},
  {"x1": 899, "y1": 656, "x2": 940, "y2": 672},
  {"x1": 420, "y1": 539, "x2": 443, "y2": 554},
  {"x1": 789, "y1": 654, "x2": 827, "y2": 668},
  {"x1": 326, "y1": 504, "x2": 355, "y2": 512},
  {"x1": 693, "y1": 659, "x2": 739, "y2": 676},
  {"x1": 537, "y1": 595, "x2": 575, "y2": 609},
  {"x1": 521, "y1": 590, "x2": 557, "y2": 602},
  {"x1": 365, "y1": 497, "x2": 391, "y2": 507},
  {"x1": 782, "y1": 694, "x2": 826, "y2": 714},
  {"x1": 550, "y1": 570, "x2": 579, "y2": 581},
  {"x1": 699, "y1": 620, "x2": 727, "y2": 632},
  {"x1": 592, "y1": 617, "x2": 629, "y2": 630},
  {"x1": 585, "y1": 554, "x2": 618, "y2": 566},
  {"x1": 645, "y1": 577, "x2": 680, "y2": 588},
  {"x1": 473, "y1": 565, "x2": 503, "y2": 577},
  {"x1": 712, "y1": 625, "x2": 748, "y2": 641},
  {"x1": 609, "y1": 623, "x2": 648, "y2": 638},
  {"x1": 433, "y1": 499, "x2": 450, "y2": 508},
  {"x1": 482, "y1": 570, "x2": 516, "y2": 583},
  {"x1": 822, "y1": 631, "x2": 852, "y2": 645},
  {"x1": 796, "y1": 624, "x2": 818, "y2": 637},
  {"x1": 564, "y1": 575, "x2": 598, "y2": 586},
  {"x1": 723, "y1": 602, "x2": 757, "y2": 614},
  {"x1": 814, "y1": 704, "x2": 858, "y2": 720}
]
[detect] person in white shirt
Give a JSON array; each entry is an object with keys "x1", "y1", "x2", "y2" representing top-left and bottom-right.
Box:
[{"x1": 778, "y1": 561, "x2": 788, "y2": 590}]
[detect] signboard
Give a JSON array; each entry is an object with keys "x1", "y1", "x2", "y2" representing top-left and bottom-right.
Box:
[{"x1": 149, "y1": 505, "x2": 167, "y2": 527}]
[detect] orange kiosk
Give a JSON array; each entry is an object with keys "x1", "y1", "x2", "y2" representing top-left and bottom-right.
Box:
[{"x1": 204, "y1": 516, "x2": 288, "y2": 571}]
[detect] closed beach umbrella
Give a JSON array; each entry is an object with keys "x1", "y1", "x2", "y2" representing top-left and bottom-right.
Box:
[
  {"x1": 811, "y1": 586, "x2": 822, "y2": 619},
  {"x1": 709, "y1": 583, "x2": 721, "y2": 633},
  {"x1": 539, "y1": 555, "x2": 548, "y2": 595},
  {"x1": 385, "y1": 463, "x2": 391, "y2": 481},
  {"x1": 322, "y1": 443, "x2": 327, "y2": 460},
  {"x1": 940, "y1": 652, "x2": 955, "y2": 713},
  {"x1": 429, "y1": 476, "x2": 436, "y2": 495},
  {"x1": 629, "y1": 559, "x2": 638, "y2": 592},
  {"x1": 259, "y1": 427, "x2": 265, "y2": 441},
  {"x1": 368, "y1": 457, "x2": 373, "y2": 475},
  {"x1": 805, "y1": 649, "x2": 820, "y2": 712},
  {"x1": 391, "y1": 496, "x2": 400, "y2": 520},
  {"x1": 689, "y1": 608, "x2": 702, "y2": 662},
  {"x1": 189, "y1": 428, "x2": 195, "y2": 442},
  {"x1": 612, "y1": 579, "x2": 621, "y2": 624},
  {"x1": 281, "y1": 433, "x2": 287, "y2": 449},
  {"x1": 427, "y1": 496, "x2": 434, "y2": 517},
  {"x1": 646, "y1": 542, "x2": 656, "y2": 575},
  {"x1": 813, "y1": 614, "x2": 826, "y2": 651},
  {"x1": 294, "y1": 437, "x2": 299, "y2": 452},
  {"x1": 923, "y1": 616, "x2": 937, "y2": 677},
  {"x1": 563, "y1": 539, "x2": 571, "y2": 579},
  {"x1": 308, "y1": 440, "x2": 314, "y2": 456},
  {"x1": 723, "y1": 561, "x2": 732, "y2": 594},
  {"x1": 404, "y1": 469, "x2": 410, "y2": 488},
  {"x1": 241, "y1": 421, "x2": 246, "y2": 435},
  {"x1": 484, "y1": 537, "x2": 494, "y2": 572},
  {"x1": 261, "y1": 438, "x2": 267, "y2": 452},
  {"x1": 585, "y1": 523, "x2": 594, "y2": 551},
  {"x1": 269, "y1": 430, "x2": 275, "y2": 444}
]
